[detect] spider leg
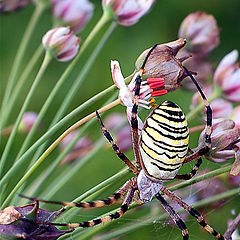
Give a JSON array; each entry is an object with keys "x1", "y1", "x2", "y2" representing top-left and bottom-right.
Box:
[
  {"x1": 36, "y1": 184, "x2": 136, "y2": 228},
  {"x1": 161, "y1": 186, "x2": 225, "y2": 240},
  {"x1": 175, "y1": 149, "x2": 202, "y2": 180},
  {"x1": 96, "y1": 111, "x2": 138, "y2": 175},
  {"x1": 183, "y1": 66, "x2": 212, "y2": 148},
  {"x1": 131, "y1": 44, "x2": 158, "y2": 169},
  {"x1": 155, "y1": 193, "x2": 189, "y2": 240},
  {"x1": 20, "y1": 179, "x2": 133, "y2": 209}
]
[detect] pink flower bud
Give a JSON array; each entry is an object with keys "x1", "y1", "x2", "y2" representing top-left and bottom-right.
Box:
[
  {"x1": 104, "y1": 113, "x2": 132, "y2": 152},
  {"x1": 178, "y1": 11, "x2": 219, "y2": 56},
  {"x1": 102, "y1": 0, "x2": 155, "y2": 26},
  {"x1": 52, "y1": 0, "x2": 94, "y2": 33},
  {"x1": 191, "y1": 85, "x2": 233, "y2": 119},
  {"x1": 214, "y1": 50, "x2": 240, "y2": 102},
  {"x1": 198, "y1": 119, "x2": 240, "y2": 163},
  {"x1": 59, "y1": 130, "x2": 93, "y2": 164},
  {"x1": 42, "y1": 27, "x2": 80, "y2": 62},
  {"x1": 18, "y1": 112, "x2": 41, "y2": 134},
  {"x1": 0, "y1": 0, "x2": 30, "y2": 14}
]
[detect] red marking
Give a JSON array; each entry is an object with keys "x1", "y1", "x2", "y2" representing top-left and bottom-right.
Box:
[{"x1": 151, "y1": 89, "x2": 168, "y2": 97}]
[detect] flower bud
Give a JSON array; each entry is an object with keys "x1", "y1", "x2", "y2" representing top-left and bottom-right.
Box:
[
  {"x1": 104, "y1": 113, "x2": 132, "y2": 152},
  {"x1": 59, "y1": 130, "x2": 93, "y2": 164},
  {"x1": 178, "y1": 11, "x2": 219, "y2": 56},
  {"x1": 198, "y1": 119, "x2": 240, "y2": 163},
  {"x1": 42, "y1": 27, "x2": 80, "y2": 62},
  {"x1": 0, "y1": 0, "x2": 30, "y2": 14},
  {"x1": 213, "y1": 50, "x2": 240, "y2": 102},
  {"x1": 191, "y1": 85, "x2": 233, "y2": 119},
  {"x1": 18, "y1": 112, "x2": 41, "y2": 134},
  {"x1": 102, "y1": 0, "x2": 155, "y2": 26},
  {"x1": 135, "y1": 38, "x2": 194, "y2": 92},
  {"x1": 0, "y1": 202, "x2": 73, "y2": 239},
  {"x1": 52, "y1": 0, "x2": 94, "y2": 33}
]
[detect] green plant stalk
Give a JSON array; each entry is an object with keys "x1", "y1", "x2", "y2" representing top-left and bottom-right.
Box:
[
  {"x1": 52, "y1": 22, "x2": 117, "y2": 130},
  {"x1": 26, "y1": 94, "x2": 118, "y2": 198},
  {"x1": 0, "y1": 84, "x2": 117, "y2": 194},
  {"x1": 0, "y1": 98, "x2": 120, "y2": 208},
  {"x1": 2, "y1": 45, "x2": 44, "y2": 128},
  {"x1": 41, "y1": 138, "x2": 106, "y2": 201},
  {"x1": 16, "y1": 15, "x2": 114, "y2": 160},
  {"x1": 71, "y1": 187, "x2": 240, "y2": 240},
  {"x1": 26, "y1": 118, "x2": 95, "y2": 198},
  {"x1": 0, "y1": 4, "x2": 45, "y2": 141},
  {"x1": 18, "y1": 22, "x2": 117, "y2": 166},
  {"x1": 0, "y1": 53, "x2": 52, "y2": 178}
]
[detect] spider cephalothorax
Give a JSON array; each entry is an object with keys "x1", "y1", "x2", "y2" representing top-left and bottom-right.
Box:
[{"x1": 21, "y1": 44, "x2": 225, "y2": 240}]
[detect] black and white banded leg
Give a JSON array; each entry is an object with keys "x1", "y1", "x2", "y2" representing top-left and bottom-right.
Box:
[
  {"x1": 96, "y1": 111, "x2": 138, "y2": 175},
  {"x1": 161, "y1": 186, "x2": 226, "y2": 240},
  {"x1": 155, "y1": 193, "x2": 189, "y2": 240}
]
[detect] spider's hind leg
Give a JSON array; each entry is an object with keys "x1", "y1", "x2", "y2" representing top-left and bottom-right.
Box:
[
  {"x1": 20, "y1": 179, "x2": 134, "y2": 210},
  {"x1": 161, "y1": 186, "x2": 225, "y2": 240},
  {"x1": 155, "y1": 193, "x2": 189, "y2": 240},
  {"x1": 35, "y1": 183, "x2": 137, "y2": 228}
]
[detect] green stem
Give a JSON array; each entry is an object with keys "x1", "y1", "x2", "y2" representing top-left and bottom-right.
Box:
[
  {"x1": 3, "y1": 45, "x2": 44, "y2": 127},
  {"x1": 170, "y1": 164, "x2": 232, "y2": 192},
  {"x1": 17, "y1": 21, "x2": 117, "y2": 161},
  {"x1": 0, "y1": 84, "x2": 116, "y2": 191},
  {"x1": 186, "y1": 85, "x2": 222, "y2": 122},
  {"x1": 0, "y1": 53, "x2": 52, "y2": 178},
  {"x1": 42, "y1": 139, "x2": 106, "y2": 201},
  {"x1": 0, "y1": 98, "x2": 120, "y2": 208},
  {"x1": 0, "y1": 4, "x2": 44, "y2": 143}
]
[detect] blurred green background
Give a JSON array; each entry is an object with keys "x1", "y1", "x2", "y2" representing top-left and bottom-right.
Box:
[{"x1": 0, "y1": 0, "x2": 240, "y2": 239}]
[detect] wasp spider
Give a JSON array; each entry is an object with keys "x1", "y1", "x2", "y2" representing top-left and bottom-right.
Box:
[{"x1": 22, "y1": 45, "x2": 225, "y2": 240}]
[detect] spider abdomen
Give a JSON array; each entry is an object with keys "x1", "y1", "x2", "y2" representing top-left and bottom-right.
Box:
[{"x1": 139, "y1": 101, "x2": 189, "y2": 180}]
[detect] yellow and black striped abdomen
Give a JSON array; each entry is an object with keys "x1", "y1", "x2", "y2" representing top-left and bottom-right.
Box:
[{"x1": 139, "y1": 101, "x2": 189, "y2": 180}]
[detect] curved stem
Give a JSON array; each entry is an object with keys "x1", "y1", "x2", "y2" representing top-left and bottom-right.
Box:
[
  {"x1": 0, "y1": 53, "x2": 52, "y2": 178},
  {"x1": 1, "y1": 99, "x2": 120, "y2": 208},
  {"x1": 4, "y1": 45, "x2": 44, "y2": 126},
  {"x1": 0, "y1": 4, "x2": 44, "y2": 141}
]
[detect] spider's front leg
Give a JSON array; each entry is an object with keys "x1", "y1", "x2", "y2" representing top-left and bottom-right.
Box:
[
  {"x1": 131, "y1": 44, "x2": 158, "y2": 170},
  {"x1": 183, "y1": 66, "x2": 212, "y2": 149}
]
